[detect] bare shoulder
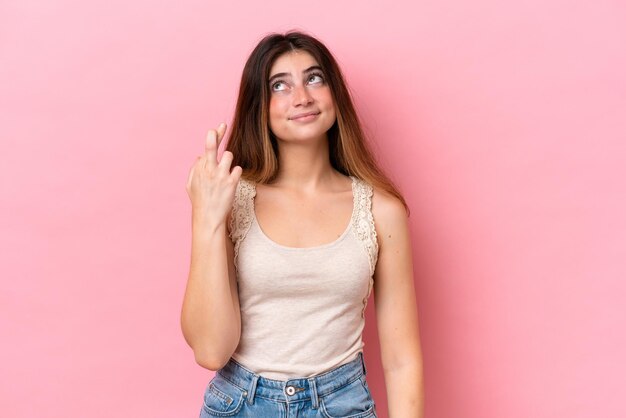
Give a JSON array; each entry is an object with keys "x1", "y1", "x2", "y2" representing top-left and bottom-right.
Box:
[{"x1": 371, "y1": 186, "x2": 409, "y2": 242}]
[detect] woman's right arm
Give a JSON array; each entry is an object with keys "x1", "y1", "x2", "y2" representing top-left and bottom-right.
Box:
[{"x1": 180, "y1": 123, "x2": 243, "y2": 371}]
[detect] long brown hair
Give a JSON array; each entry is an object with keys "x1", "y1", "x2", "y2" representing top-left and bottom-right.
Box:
[{"x1": 225, "y1": 30, "x2": 410, "y2": 216}]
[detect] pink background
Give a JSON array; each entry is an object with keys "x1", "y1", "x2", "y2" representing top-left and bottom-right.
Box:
[{"x1": 1, "y1": 0, "x2": 625, "y2": 417}]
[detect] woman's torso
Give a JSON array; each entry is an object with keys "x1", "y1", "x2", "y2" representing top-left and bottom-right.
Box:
[{"x1": 228, "y1": 174, "x2": 379, "y2": 381}]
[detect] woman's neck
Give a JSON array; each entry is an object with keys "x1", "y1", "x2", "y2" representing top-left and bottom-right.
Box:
[{"x1": 273, "y1": 137, "x2": 340, "y2": 191}]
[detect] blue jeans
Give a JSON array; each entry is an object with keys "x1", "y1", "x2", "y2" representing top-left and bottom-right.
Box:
[{"x1": 199, "y1": 351, "x2": 378, "y2": 417}]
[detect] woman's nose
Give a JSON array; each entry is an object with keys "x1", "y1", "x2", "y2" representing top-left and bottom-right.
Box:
[{"x1": 293, "y1": 84, "x2": 313, "y2": 106}]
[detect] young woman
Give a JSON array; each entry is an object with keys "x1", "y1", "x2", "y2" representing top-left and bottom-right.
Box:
[{"x1": 182, "y1": 30, "x2": 424, "y2": 418}]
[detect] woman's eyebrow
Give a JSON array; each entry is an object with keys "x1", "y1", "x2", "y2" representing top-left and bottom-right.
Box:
[{"x1": 268, "y1": 65, "x2": 323, "y2": 83}]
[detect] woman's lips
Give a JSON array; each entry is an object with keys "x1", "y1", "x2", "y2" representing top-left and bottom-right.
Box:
[{"x1": 290, "y1": 112, "x2": 320, "y2": 122}]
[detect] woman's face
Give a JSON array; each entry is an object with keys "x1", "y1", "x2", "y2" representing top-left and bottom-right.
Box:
[{"x1": 267, "y1": 50, "x2": 336, "y2": 143}]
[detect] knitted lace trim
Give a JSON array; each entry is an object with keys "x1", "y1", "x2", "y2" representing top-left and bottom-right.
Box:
[
  {"x1": 352, "y1": 178, "x2": 379, "y2": 317},
  {"x1": 228, "y1": 179, "x2": 256, "y2": 275}
]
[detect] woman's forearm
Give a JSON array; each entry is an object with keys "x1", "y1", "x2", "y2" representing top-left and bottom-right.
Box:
[
  {"x1": 383, "y1": 362, "x2": 424, "y2": 418},
  {"x1": 180, "y1": 221, "x2": 241, "y2": 370}
]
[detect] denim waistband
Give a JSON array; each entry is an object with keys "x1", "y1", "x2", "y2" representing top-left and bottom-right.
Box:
[{"x1": 217, "y1": 352, "x2": 367, "y2": 406}]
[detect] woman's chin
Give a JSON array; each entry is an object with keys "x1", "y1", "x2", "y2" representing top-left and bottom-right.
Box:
[
  {"x1": 272, "y1": 129, "x2": 329, "y2": 143},
  {"x1": 274, "y1": 123, "x2": 334, "y2": 142}
]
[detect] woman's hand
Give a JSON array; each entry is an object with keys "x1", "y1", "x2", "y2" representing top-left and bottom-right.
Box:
[{"x1": 186, "y1": 122, "x2": 242, "y2": 229}]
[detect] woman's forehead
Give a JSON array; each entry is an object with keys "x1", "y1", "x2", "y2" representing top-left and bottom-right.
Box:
[{"x1": 269, "y1": 50, "x2": 319, "y2": 77}]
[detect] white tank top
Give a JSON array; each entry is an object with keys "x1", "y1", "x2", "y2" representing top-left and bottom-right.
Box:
[{"x1": 228, "y1": 175, "x2": 379, "y2": 380}]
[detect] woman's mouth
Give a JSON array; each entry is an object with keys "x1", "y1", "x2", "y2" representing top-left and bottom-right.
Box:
[{"x1": 290, "y1": 112, "x2": 320, "y2": 122}]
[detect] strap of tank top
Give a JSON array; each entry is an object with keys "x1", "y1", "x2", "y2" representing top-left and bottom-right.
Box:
[
  {"x1": 351, "y1": 177, "x2": 379, "y2": 317},
  {"x1": 228, "y1": 178, "x2": 256, "y2": 275}
]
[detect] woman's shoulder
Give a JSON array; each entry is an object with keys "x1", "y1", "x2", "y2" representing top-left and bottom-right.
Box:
[{"x1": 370, "y1": 183, "x2": 408, "y2": 226}]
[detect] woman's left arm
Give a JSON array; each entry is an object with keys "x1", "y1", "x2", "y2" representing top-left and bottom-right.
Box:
[{"x1": 371, "y1": 189, "x2": 424, "y2": 418}]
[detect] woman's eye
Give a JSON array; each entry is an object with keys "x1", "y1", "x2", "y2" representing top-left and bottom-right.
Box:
[
  {"x1": 308, "y1": 74, "x2": 324, "y2": 84},
  {"x1": 271, "y1": 81, "x2": 286, "y2": 91}
]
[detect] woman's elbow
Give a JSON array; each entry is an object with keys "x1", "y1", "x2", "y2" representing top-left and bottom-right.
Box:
[{"x1": 194, "y1": 350, "x2": 230, "y2": 371}]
